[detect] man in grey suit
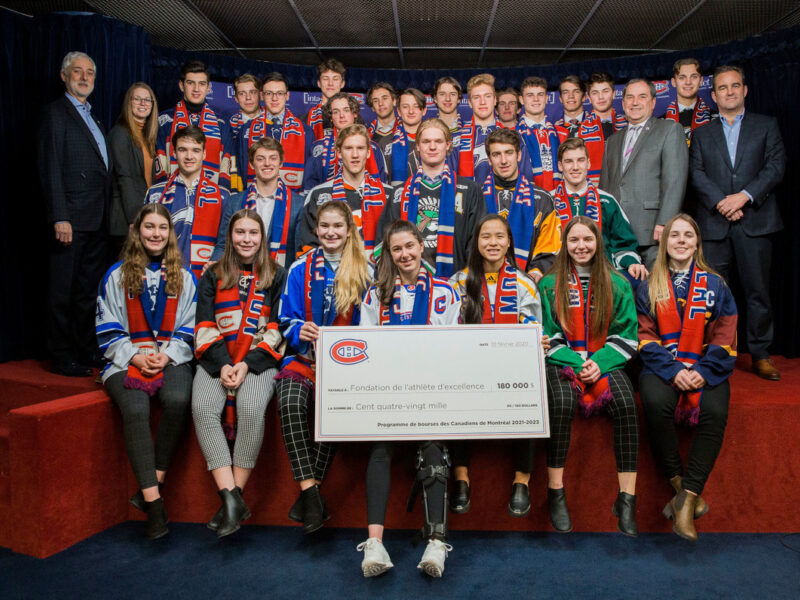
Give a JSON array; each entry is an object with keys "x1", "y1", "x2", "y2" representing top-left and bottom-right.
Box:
[
  {"x1": 600, "y1": 79, "x2": 688, "y2": 267},
  {"x1": 690, "y1": 65, "x2": 786, "y2": 380}
]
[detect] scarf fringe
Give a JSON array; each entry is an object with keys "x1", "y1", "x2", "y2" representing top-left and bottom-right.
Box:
[
  {"x1": 674, "y1": 404, "x2": 700, "y2": 427},
  {"x1": 275, "y1": 367, "x2": 314, "y2": 389},
  {"x1": 559, "y1": 366, "x2": 613, "y2": 416},
  {"x1": 123, "y1": 374, "x2": 164, "y2": 396}
]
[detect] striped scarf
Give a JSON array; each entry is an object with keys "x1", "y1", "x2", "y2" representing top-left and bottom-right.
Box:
[
  {"x1": 242, "y1": 180, "x2": 292, "y2": 266},
  {"x1": 330, "y1": 173, "x2": 387, "y2": 252},
  {"x1": 481, "y1": 260, "x2": 519, "y2": 324},
  {"x1": 167, "y1": 100, "x2": 224, "y2": 183},
  {"x1": 390, "y1": 120, "x2": 414, "y2": 183},
  {"x1": 123, "y1": 264, "x2": 179, "y2": 396},
  {"x1": 400, "y1": 166, "x2": 457, "y2": 278},
  {"x1": 228, "y1": 110, "x2": 246, "y2": 138},
  {"x1": 664, "y1": 97, "x2": 711, "y2": 133},
  {"x1": 379, "y1": 266, "x2": 434, "y2": 325},
  {"x1": 559, "y1": 266, "x2": 613, "y2": 415},
  {"x1": 321, "y1": 130, "x2": 380, "y2": 182},
  {"x1": 156, "y1": 171, "x2": 223, "y2": 279},
  {"x1": 482, "y1": 173, "x2": 538, "y2": 270},
  {"x1": 552, "y1": 182, "x2": 603, "y2": 230},
  {"x1": 307, "y1": 103, "x2": 324, "y2": 140},
  {"x1": 577, "y1": 110, "x2": 627, "y2": 183},
  {"x1": 458, "y1": 117, "x2": 502, "y2": 178},
  {"x1": 367, "y1": 115, "x2": 398, "y2": 138},
  {"x1": 655, "y1": 262, "x2": 708, "y2": 426},
  {"x1": 246, "y1": 109, "x2": 306, "y2": 189},
  {"x1": 516, "y1": 119, "x2": 559, "y2": 190}
]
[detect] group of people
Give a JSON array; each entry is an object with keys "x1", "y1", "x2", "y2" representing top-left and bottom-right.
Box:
[{"x1": 39, "y1": 49, "x2": 785, "y2": 578}]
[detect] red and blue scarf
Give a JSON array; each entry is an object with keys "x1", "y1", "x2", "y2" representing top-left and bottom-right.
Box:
[
  {"x1": 664, "y1": 97, "x2": 711, "y2": 135},
  {"x1": 321, "y1": 130, "x2": 381, "y2": 183},
  {"x1": 246, "y1": 108, "x2": 306, "y2": 190},
  {"x1": 242, "y1": 180, "x2": 292, "y2": 266},
  {"x1": 400, "y1": 166, "x2": 457, "y2": 278},
  {"x1": 156, "y1": 171, "x2": 223, "y2": 279},
  {"x1": 576, "y1": 110, "x2": 627, "y2": 183},
  {"x1": 124, "y1": 264, "x2": 179, "y2": 395},
  {"x1": 481, "y1": 260, "x2": 519, "y2": 324},
  {"x1": 166, "y1": 100, "x2": 226, "y2": 186},
  {"x1": 516, "y1": 119, "x2": 560, "y2": 190},
  {"x1": 482, "y1": 173, "x2": 538, "y2": 270},
  {"x1": 655, "y1": 262, "x2": 708, "y2": 426},
  {"x1": 458, "y1": 117, "x2": 502, "y2": 178},
  {"x1": 552, "y1": 182, "x2": 603, "y2": 230},
  {"x1": 306, "y1": 102, "x2": 324, "y2": 140},
  {"x1": 330, "y1": 173, "x2": 387, "y2": 252},
  {"x1": 379, "y1": 266, "x2": 435, "y2": 326},
  {"x1": 390, "y1": 121, "x2": 414, "y2": 183}
]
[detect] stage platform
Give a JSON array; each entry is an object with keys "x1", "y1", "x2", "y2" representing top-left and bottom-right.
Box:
[{"x1": 1, "y1": 356, "x2": 798, "y2": 558}]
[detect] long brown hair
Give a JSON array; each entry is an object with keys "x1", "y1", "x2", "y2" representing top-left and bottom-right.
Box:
[
  {"x1": 648, "y1": 213, "x2": 718, "y2": 316},
  {"x1": 121, "y1": 204, "x2": 184, "y2": 296},
  {"x1": 315, "y1": 201, "x2": 371, "y2": 314},
  {"x1": 214, "y1": 209, "x2": 277, "y2": 291},
  {"x1": 551, "y1": 216, "x2": 613, "y2": 339},
  {"x1": 375, "y1": 220, "x2": 425, "y2": 305},
  {"x1": 118, "y1": 82, "x2": 158, "y2": 155}
]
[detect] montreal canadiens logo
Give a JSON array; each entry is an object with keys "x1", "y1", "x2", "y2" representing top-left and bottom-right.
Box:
[
  {"x1": 655, "y1": 81, "x2": 669, "y2": 95},
  {"x1": 330, "y1": 339, "x2": 368, "y2": 365}
]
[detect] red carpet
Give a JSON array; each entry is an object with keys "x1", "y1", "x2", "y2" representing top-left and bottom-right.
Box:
[{"x1": 1, "y1": 355, "x2": 798, "y2": 557}]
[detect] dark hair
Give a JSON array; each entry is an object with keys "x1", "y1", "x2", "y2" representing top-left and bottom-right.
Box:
[
  {"x1": 317, "y1": 58, "x2": 346, "y2": 79},
  {"x1": 433, "y1": 76, "x2": 462, "y2": 97},
  {"x1": 172, "y1": 125, "x2": 205, "y2": 147},
  {"x1": 587, "y1": 72, "x2": 614, "y2": 90},
  {"x1": 248, "y1": 136, "x2": 284, "y2": 165},
  {"x1": 461, "y1": 215, "x2": 517, "y2": 324},
  {"x1": 261, "y1": 71, "x2": 288, "y2": 89},
  {"x1": 367, "y1": 82, "x2": 398, "y2": 103},
  {"x1": 399, "y1": 88, "x2": 426, "y2": 111},
  {"x1": 557, "y1": 136, "x2": 588, "y2": 162},
  {"x1": 375, "y1": 220, "x2": 425, "y2": 305},
  {"x1": 497, "y1": 87, "x2": 520, "y2": 101},
  {"x1": 520, "y1": 76, "x2": 548, "y2": 93},
  {"x1": 712, "y1": 65, "x2": 745, "y2": 89},
  {"x1": 485, "y1": 127, "x2": 521, "y2": 154},
  {"x1": 215, "y1": 209, "x2": 277, "y2": 291},
  {"x1": 559, "y1": 75, "x2": 586, "y2": 95},
  {"x1": 673, "y1": 58, "x2": 701, "y2": 77},
  {"x1": 623, "y1": 78, "x2": 657, "y2": 99},
  {"x1": 180, "y1": 60, "x2": 208, "y2": 80},
  {"x1": 323, "y1": 92, "x2": 360, "y2": 122}
]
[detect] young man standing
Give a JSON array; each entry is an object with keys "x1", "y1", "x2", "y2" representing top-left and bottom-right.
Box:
[
  {"x1": 155, "y1": 61, "x2": 232, "y2": 190},
  {"x1": 304, "y1": 58, "x2": 346, "y2": 141},
  {"x1": 553, "y1": 137, "x2": 646, "y2": 282},
  {"x1": 554, "y1": 75, "x2": 587, "y2": 140},
  {"x1": 580, "y1": 72, "x2": 628, "y2": 184},
  {"x1": 385, "y1": 119, "x2": 485, "y2": 277},
  {"x1": 497, "y1": 88, "x2": 521, "y2": 129},
  {"x1": 366, "y1": 82, "x2": 398, "y2": 179},
  {"x1": 433, "y1": 76, "x2": 463, "y2": 135},
  {"x1": 665, "y1": 58, "x2": 712, "y2": 142},
  {"x1": 482, "y1": 128, "x2": 561, "y2": 281},
  {"x1": 297, "y1": 124, "x2": 394, "y2": 255},
  {"x1": 240, "y1": 72, "x2": 311, "y2": 191},
  {"x1": 458, "y1": 73, "x2": 503, "y2": 185},
  {"x1": 215, "y1": 137, "x2": 302, "y2": 267},
  {"x1": 390, "y1": 88, "x2": 427, "y2": 185},
  {"x1": 516, "y1": 76, "x2": 561, "y2": 191},
  {"x1": 146, "y1": 125, "x2": 230, "y2": 278},
  {"x1": 303, "y1": 92, "x2": 386, "y2": 192},
  {"x1": 228, "y1": 73, "x2": 263, "y2": 191}
]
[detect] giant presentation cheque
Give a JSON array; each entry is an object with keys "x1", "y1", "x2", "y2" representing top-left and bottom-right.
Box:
[{"x1": 315, "y1": 324, "x2": 549, "y2": 441}]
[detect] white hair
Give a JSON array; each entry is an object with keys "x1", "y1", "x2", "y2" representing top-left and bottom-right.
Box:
[{"x1": 60, "y1": 51, "x2": 96, "y2": 76}]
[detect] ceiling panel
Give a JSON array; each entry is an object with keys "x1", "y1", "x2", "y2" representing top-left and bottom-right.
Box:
[
  {"x1": 294, "y1": 0, "x2": 395, "y2": 47},
  {"x1": 403, "y1": 49, "x2": 481, "y2": 69},
  {"x1": 397, "y1": 0, "x2": 495, "y2": 46},
  {"x1": 192, "y1": 0, "x2": 305, "y2": 48},
  {"x1": 488, "y1": 0, "x2": 598, "y2": 48}
]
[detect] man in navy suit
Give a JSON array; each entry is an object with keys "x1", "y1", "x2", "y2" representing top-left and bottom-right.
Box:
[
  {"x1": 690, "y1": 65, "x2": 786, "y2": 380},
  {"x1": 38, "y1": 51, "x2": 112, "y2": 377}
]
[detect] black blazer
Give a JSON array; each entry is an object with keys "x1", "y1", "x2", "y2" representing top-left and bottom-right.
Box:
[
  {"x1": 37, "y1": 94, "x2": 112, "y2": 232},
  {"x1": 108, "y1": 123, "x2": 154, "y2": 236},
  {"x1": 690, "y1": 112, "x2": 785, "y2": 240}
]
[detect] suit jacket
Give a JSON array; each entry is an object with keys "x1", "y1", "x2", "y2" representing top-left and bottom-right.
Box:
[
  {"x1": 689, "y1": 112, "x2": 786, "y2": 240},
  {"x1": 108, "y1": 124, "x2": 155, "y2": 236},
  {"x1": 600, "y1": 116, "x2": 688, "y2": 248},
  {"x1": 38, "y1": 94, "x2": 112, "y2": 232}
]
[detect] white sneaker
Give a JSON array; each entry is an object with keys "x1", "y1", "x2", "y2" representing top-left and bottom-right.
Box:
[
  {"x1": 357, "y1": 537, "x2": 394, "y2": 577},
  {"x1": 417, "y1": 539, "x2": 453, "y2": 577}
]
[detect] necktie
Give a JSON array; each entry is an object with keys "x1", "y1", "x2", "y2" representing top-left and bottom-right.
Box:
[{"x1": 623, "y1": 125, "x2": 642, "y2": 169}]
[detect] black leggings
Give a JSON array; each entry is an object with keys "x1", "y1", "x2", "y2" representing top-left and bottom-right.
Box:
[
  {"x1": 366, "y1": 441, "x2": 447, "y2": 527},
  {"x1": 450, "y1": 439, "x2": 535, "y2": 474},
  {"x1": 105, "y1": 364, "x2": 192, "y2": 489},
  {"x1": 640, "y1": 373, "x2": 729, "y2": 495}
]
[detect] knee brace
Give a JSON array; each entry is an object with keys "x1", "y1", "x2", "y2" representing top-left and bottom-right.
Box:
[{"x1": 407, "y1": 441, "x2": 450, "y2": 541}]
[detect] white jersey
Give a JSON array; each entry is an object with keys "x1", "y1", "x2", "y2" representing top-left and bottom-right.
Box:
[{"x1": 360, "y1": 277, "x2": 461, "y2": 326}]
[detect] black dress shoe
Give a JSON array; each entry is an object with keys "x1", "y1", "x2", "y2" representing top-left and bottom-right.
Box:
[
  {"x1": 130, "y1": 484, "x2": 164, "y2": 513},
  {"x1": 301, "y1": 485, "x2": 326, "y2": 534},
  {"x1": 144, "y1": 498, "x2": 169, "y2": 540},
  {"x1": 51, "y1": 360, "x2": 92, "y2": 377},
  {"x1": 548, "y1": 487, "x2": 573, "y2": 533},
  {"x1": 288, "y1": 489, "x2": 331, "y2": 523},
  {"x1": 449, "y1": 480, "x2": 471, "y2": 514},
  {"x1": 508, "y1": 483, "x2": 531, "y2": 518},
  {"x1": 612, "y1": 491, "x2": 638, "y2": 537},
  {"x1": 216, "y1": 487, "x2": 251, "y2": 538}
]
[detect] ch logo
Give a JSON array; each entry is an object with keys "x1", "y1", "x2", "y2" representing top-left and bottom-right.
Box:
[{"x1": 330, "y1": 339, "x2": 368, "y2": 365}]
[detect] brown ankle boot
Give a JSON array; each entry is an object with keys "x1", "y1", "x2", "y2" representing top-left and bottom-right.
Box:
[
  {"x1": 669, "y1": 489, "x2": 698, "y2": 542},
  {"x1": 669, "y1": 476, "x2": 709, "y2": 518}
]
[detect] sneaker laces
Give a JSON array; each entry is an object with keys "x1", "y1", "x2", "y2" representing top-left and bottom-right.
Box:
[{"x1": 356, "y1": 537, "x2": 383, "y2": 552}]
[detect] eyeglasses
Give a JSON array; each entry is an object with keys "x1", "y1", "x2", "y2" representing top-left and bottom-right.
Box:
[
  {"x1": 132, "y1": 96, "x2": 153, "y2": 105},
  {"x1": 262, "y1": 91, "x2": 287, "y2": 98}
]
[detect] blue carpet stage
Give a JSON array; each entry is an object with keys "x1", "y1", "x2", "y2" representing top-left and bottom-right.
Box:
[{"x1": 3, "y1": 524, "x2": 799, "y2": 599}]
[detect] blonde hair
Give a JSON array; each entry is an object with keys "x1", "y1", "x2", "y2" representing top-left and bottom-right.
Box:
[
  {"x1": 118, "y1": 82, "x2": 158, "y2": 156},
  {"x1": 417, "y1": 118, "x2": 452, "y2": 146},
  {"x1": 467, "y1": 73, "x2": 496, "y2": 95},
  {"x1": 316, "y1": 201, "x2": 371, "y2": 314},
  {"x1": 647, "y1": 213, "x2": 718, "y2": 316},
  {"x1": 121, "y1": 204, "x2": 183, "y2": 297},
  {"x1": 335, "y1": 123, "x2": 370, "y2": 151}
]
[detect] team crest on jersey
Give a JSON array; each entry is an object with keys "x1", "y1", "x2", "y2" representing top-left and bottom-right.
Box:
[
  {"x1": 158, "y1": 113, "x2": 172, "y2": 127},
  {"x1": 455, "y1": 192, "x2": 463, "y2": 215},
  {"x1": 330, "y1": 339, "x2": 369, "y2": 365},
  {"x1": 317, "y1": 192, "x2": 332, "y2": 204},
  {"x1": 313, "y1": 144, "x2": 324, "y2": 157}
]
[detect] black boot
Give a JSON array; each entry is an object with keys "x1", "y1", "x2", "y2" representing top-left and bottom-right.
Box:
[
  {"x1": 130, "y1": 483, "x2": 164, "y2": 513},
  {"x1": 301, "y1": 485, "x2": 325, "y2": 534},
  {"x1": 289, "y1": 489, "x2": 331, "y2": 523},
  {"x1": 144, "y1": 498, "x2": 169, "y2": 540},
  {"x1": 612, "y1": 491, "x2": 638, "y2": 537},
  {"x1": 547, "y1": 487, "x2": 573, "y2": 533},
  {"x1": 216, "y1": 487, "x2": 251, "y2": 538},
  {"x1": 208, "y1": 486, "x2": 244, "y2": 531}
]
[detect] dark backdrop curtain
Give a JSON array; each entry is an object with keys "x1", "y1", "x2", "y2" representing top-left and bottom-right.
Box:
[{"x1": 1, "y1": 11, "x2": 798, "y2": 360}]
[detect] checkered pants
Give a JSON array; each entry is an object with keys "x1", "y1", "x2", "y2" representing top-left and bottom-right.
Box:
[
  {"x1": 276, "y1": 377, "x2": 337, "y2": 482},
  {"x1": 546, "y1": 364, "x2": 638, "y2": 472}
]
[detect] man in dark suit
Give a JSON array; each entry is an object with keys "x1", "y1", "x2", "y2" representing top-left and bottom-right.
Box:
[
  {"x1": 38, "y1": 51, "x2": 112, "y2": 376},
  {"x1": 600, "y1": 79, "x2": 688, "y2": 267},
  {"x1": 690, "y1": 65, "x2": 786, "y2": 380}
]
